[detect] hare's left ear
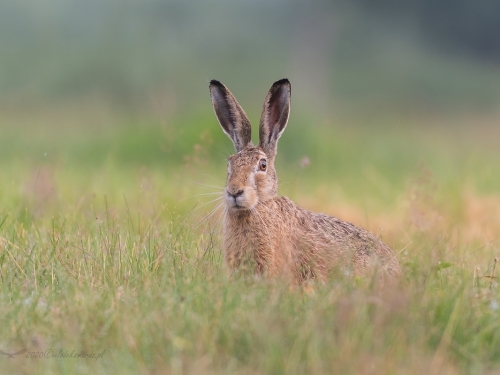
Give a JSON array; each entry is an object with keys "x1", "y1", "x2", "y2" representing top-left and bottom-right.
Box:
[
  {"x1": 210, "y1": 80, "x2": 252, "y2": 153},
  {"x1": 258, "y1": 79, "x2": 291, "y2": 159}
]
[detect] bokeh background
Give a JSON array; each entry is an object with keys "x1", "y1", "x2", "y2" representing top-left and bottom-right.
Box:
[
  {"x1": 3, "y1": 0, "x2": 500, "y2": 110},
  {"x1": 1, "y1": 0, "x2": 500, "y2": 227}
]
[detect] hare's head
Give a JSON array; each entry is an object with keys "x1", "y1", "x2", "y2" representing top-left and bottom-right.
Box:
[{"x1": 209, "y1": 79, "x2": 291, "y2": 211}]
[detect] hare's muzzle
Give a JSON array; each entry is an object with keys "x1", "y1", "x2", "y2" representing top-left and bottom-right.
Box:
[{"x1": 225, "y1": 186, "x2": 253, "y2": 209}]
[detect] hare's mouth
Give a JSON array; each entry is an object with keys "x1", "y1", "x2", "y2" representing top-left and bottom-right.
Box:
[
  {"x1": 226, "y1": 199, "x2": 249, "y2": 210},
  {"x1": 227, "y1": 202, "x2": 256, "y2": 211},
  {"x1": 225, "y1": 196, "x2": 252, "y2": 211},
  {"x1": 225, "y1": 188, "x2": 258, "y2": 210}
]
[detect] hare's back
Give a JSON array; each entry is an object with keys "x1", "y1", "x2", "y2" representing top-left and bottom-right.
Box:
[{"x1": 277, "y1": 198, "x2": 401, "y2": 276}]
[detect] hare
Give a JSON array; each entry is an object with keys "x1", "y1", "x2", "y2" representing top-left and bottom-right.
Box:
[{"x1": 209, "y1": 78, "x2": 401, "y2": 282}]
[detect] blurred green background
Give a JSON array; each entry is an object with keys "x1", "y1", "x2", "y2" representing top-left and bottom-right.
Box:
[
  {"x1": 1, "y1": 0, "x2": 500, "y2": 214},
  {"x1": 2, "y1": 0, "x2": 500, "y2": 109}
]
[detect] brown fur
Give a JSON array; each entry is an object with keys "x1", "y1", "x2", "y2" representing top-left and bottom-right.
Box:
[{"x1": 209, "y1": 79, "x2": 402, "y2": 282}]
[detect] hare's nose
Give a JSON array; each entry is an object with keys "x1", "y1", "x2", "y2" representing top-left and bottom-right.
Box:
[{"x1": 227, "y1": 189, "x2": 244, "y2": 199}]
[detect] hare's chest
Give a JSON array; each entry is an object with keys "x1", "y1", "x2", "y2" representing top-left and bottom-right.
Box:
[
  {"x1": 223, "y1": 213, "x2": 278, "y2": 254},
  {"x1": 223, "y1": 215, "x2": 258, "y2": 253}
]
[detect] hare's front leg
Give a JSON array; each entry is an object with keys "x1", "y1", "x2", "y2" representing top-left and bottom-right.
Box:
[
  {"x1": 253, "y1": 245, "x2": 272, "y2": 276},
  {"x1": 223, "y1": 244, "x2": 251, "y2": 271}
]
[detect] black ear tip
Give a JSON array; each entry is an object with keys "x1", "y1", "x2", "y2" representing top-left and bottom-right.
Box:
[
  {"x1": 272, "y1": 78, "x2": 291, "y2": 92},
  {"x1": 209, "y1": 79, "x2": 224, "y2": 88},
  {"x1": 270, "y1": 78, "x2": 291, "y2": 96},
  {"x1": 275, "y1": 78, "x2": 290, "y2": 85}
]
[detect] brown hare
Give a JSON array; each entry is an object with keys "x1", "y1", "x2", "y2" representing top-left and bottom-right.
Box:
[{"x1": 209, "y1": 78, "x2": 401, "y2": 282}]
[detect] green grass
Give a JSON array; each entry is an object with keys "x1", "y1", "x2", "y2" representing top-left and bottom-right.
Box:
[{"x1": 1, "y1": 107, "x2": 499, "y2": 374}]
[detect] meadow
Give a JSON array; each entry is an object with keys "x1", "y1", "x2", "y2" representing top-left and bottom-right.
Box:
[{"x1": 1, "y1": 103, "x2": 499, "y2": 375}]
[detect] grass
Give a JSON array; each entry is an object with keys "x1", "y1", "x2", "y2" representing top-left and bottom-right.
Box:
[{"x1": 0, "y1": 106, "x2": 499, "y2": 374}]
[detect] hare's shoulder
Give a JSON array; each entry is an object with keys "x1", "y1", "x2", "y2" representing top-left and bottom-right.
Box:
[
  {"x1": 271, "y1": 196, "x2": 400, "y2": 274},
  {"x1": 277, "y1": 196, "x2": 384, "y2": 243},
  {"x1": 273, "y1": 196, "x2": 349, "y2": 226}
]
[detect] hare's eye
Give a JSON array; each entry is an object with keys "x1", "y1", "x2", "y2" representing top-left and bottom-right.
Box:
[{"x1": 258, "y1": 159, "x2": 267, "y2": 171}]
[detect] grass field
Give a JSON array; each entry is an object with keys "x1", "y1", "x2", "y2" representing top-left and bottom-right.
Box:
[{"x1": 1, "y1": 106, "x2": 499, "y2": 374}]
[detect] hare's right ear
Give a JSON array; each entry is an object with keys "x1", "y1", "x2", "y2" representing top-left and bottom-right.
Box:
[
  {"x1": 209, "y1": 80, "x2": 252, "y2": 153},
  {"x1": 258, "y1": 79, "x2": 291, "y2": 159}
]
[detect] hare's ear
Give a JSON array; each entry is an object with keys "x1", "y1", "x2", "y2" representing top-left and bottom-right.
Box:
[
  {"x1": 258, "y1": 79, "x2": 291, "y2": 159},
  {"x1": 209, "y1": 80, "x2": 252, "y2": 152}
]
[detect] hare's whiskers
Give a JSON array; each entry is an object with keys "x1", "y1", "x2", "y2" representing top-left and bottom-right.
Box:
[
  {"x1": 205, "y1": 205, "x2": 225, "y2": 234},
  {"x1": 204, "y1": 206, "x2": 226, "y2": 246},
  {"x1": 199, "y1": 173, "x2": 225, "y2": 183},
  {"x1": 180, "y1": 192, "x2": 222, "y2": 202},
  {"x1": 194, "y1": 201, "x2": 225, "y2": 229},
  {"x1": 188, "y1": 197, "x2": 224, "y2": 219},
  {"x1": 196, "y1": 196, "x2": 224, "y2": 208},
  {"x1": 187, "y1": 179, "x2": 224, "y2": 191}
]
